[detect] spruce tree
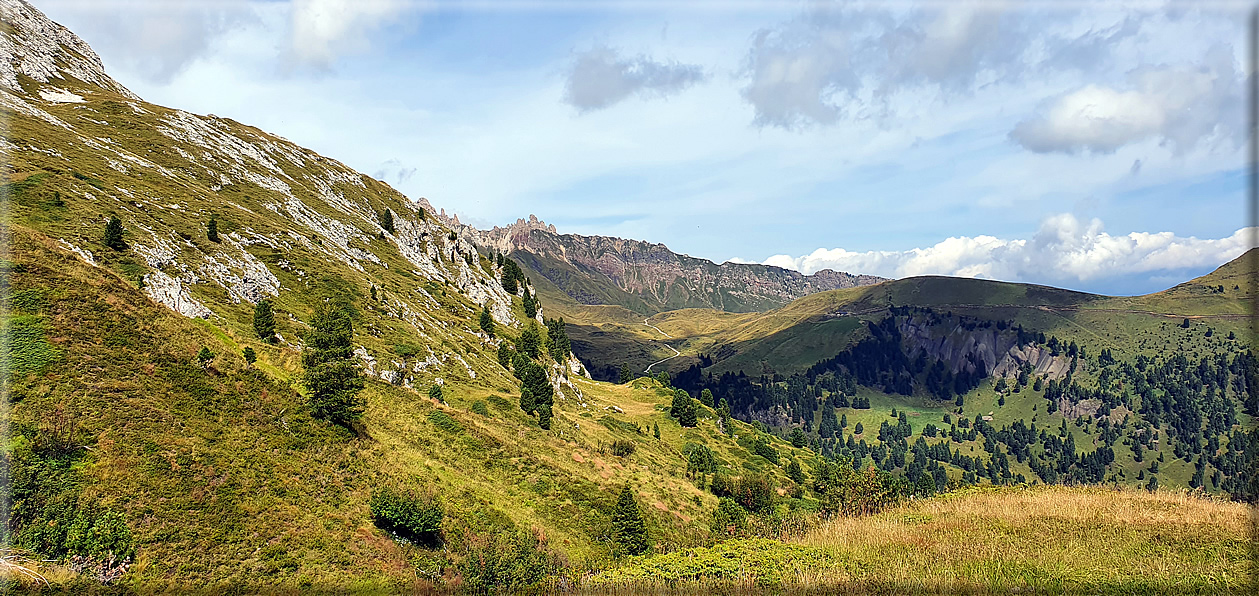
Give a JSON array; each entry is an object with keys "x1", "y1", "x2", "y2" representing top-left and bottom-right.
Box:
[
  {"x1": 653, "y1": 422, "x2": 660, "y2": 439},
  {"x1": 610, "y1": 486, "x2": 649, "y2": 556},
  {"x1": 302, "y1": 305, "x2": 366, "y2": 426},
  {"x1": 479, "y1": 305, "x2": 495, "y2": 337},
  {"x1": 699, "y1": 388, "x2": 714, "y2": 407},
  {"x1": 497, "y1": 343, "x2": 513, "y2": 370},
  {"x1": 103, "y1": 216, "x2": 126, "y2": 250},
  {"x1": 207, "y1": 217, "x2": 220, "y2": 242},
  {"x1": 520, "y1": 323, "x2": 541, "y2": 359},
  {"x1": 537, "y1": 405, "x2": 553, "y2": 430},
  {"x1": 619, "y1": 363, "x2": 633, "y2": 384},
  {"x1": 242, "y1": 346, "x2": 257, "y2": 367},
  {"x1": 379, "y1": 208, "x2": 395, "y2": 234},
  {"x1": 253, "y1": 299, "x2": 277, "y2": 343},
  {"x1": 522, "y1": 286, "x2": 538, "y2": 319},
  {"x1": 520, "y1": 387, "x2": 536, "y2": 415}
]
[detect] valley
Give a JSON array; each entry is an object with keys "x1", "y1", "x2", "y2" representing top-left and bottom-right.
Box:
[{"x1": 0, "y1": 0, "x2": 1254, "y2": 593}]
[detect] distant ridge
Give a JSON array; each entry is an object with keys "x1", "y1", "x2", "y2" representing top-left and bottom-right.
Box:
[{"x1": 464, "y1": 214, "x2": 886, "y2": 314}]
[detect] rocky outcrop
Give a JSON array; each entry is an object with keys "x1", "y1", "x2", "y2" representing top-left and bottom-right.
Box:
[
  {"x1": 471, "y1": 215, "x2": 885, "y2": 313},
  {"x1": 897, "y1": 316, "x2": 1079, "y2": 381},
  {"x1": 0, "y1": 0, "x2": 138, "y2": 98}
]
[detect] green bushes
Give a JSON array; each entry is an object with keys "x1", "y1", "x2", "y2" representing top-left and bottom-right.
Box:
[
  {"x1": 685, "y1": 443, "x2": 718, "y2": 476},
  {"x1": 611, "y1": 486, "x2": 650, "y2": 556},
  {"x1": 812, "y1": 457, "x2": 904, "y2": 517},
  {"x1": 457, "y1": 528, "x2": 559, "y2": 593},
  {"x1": 428, "y1": 410, "x2": 462, "y2": 433},
  {"x1": 732, "y1": 473, "x2": 776, "y2": 514},
  {"x1": 750, "y1": 435, "x2": 779, "y2": 465},
  {"x1": 710, "y1": 497, "x2": 749, "y2": 539},
  {"x1": 369, "y1": 486, "x2": 444, "y2": 547}
]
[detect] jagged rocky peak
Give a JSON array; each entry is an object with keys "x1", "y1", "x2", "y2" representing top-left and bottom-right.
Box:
[{"x1": 0, "y1": 0, "x2": 138, "y2": 99}]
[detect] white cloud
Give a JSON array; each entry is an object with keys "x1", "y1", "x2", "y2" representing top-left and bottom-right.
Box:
[
  {"x1": 290, "y1": 0, "x2": 411, "y2": 66},
  {"x1": 563, "y1": 46, "x2": 706, "y2": 112},
  {"x1": 36, "y1": 0, "x2": 254, "y2": 83},
  {"x1": 764, "y1": 214, "x2": 1254, "y2": 288},
  {"x1": 1010, "y1": 46, "x2": 1245, "y2": 154}
]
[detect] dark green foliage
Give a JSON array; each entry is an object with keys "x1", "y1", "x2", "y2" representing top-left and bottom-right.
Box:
[
  {"x1": 379, "y1": 208, "x2": 395, "y2": 234},
  {"x1": 500, "y1": 258, "x2": 524, "y2": 294},
  {"x1": 699, "y1": 388, "x2": 714, "y2": 407},
  {"x1": 710, "y1": 474, "x2": 735, "y2": 498},
  {"x1": 520, "y1": 388, "x2": 536, "y2": 415},
  {"x1": 497, "y1": 342, "x2": 513, "y2": 370},
  {"x1": 519, "y1": 361, "x2": 554, "y2": 415},
  {"x1": 370, "y1": 285, "x2": 377, "y2": 301},
  {"x1": 207, "y1": 217, "x2": 219, "y2": 242},
  {"x1": 429, "y1": 384, "x2": 444, "y2": 403},
  {"x1": 619, "y1": 363, "x2": 633, "y2": 384},
  {"x1": 750, "y1": 435, "x2": 779, "y2": 464},
  {"x1": 685, "y1": 443, "x2": 717, "y2": 476},
  {"x1": 301, "y1": 305, "x2": 366, "y2": 426},
  {"x1": 369, "y1": 486, "x2": 443, "y2": 547},
  {"x1": 670, "y1": 389, "x2": 698, "y2": 427},
  {"x1": 253, "y1": 299, "x2": 277, "y2": 343},
  {"x1": 479, "y1": 306, "x2": 495, "y2": 337},
  {"x1": 710, "y1": 498, "x2": 748, "y2": 539},
  {"x1": 103, "y1": 216, "x2": 126, "y2": 250},
  {"x1": 520, "y1": 323, "x2": 541, "y2": 359},
  {"x1": 428, "y1": 410, "x2": 461, "y2": 433},
  {"x1": 610, "y1": 486, "x2": 649, "y2": 556},
  {"x1": 196, "y1": 346, "x2": 214, "y2": 368},
  {"x1": 544, "y1": 317, "x2": 570, "y2": 361},
  {"x1": 790, "y1": 427, "x2": 807, "y2": 448},
  {"x1": 522, "y1": 286, "x2": 538, "y2": 319},
  {"x1": 242, "y1": 346, "x2": 257, "y2": 366},
  {"x1": 653, "y1": 422, "x2": 660, "y2": 439},
  {"x1": 537, "y1": 406, "x2": 553, "y2": 430},
  {"x1": 786, "y1": 459, "x2": 806, "y2": 485},
  {"x1": 471, "y1": 400, "x2": 490, "y2": 417}
]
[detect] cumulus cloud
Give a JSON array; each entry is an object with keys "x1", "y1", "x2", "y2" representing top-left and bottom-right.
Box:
[
  {"x1": 563, "y1": 46, "x2": 706, "y2": 112},
  {"x1": 1010, "y1": 45, "x2": 1245, "y2": 154},
  {"x1": 762, "y1": 214, "x2": 1254, "y2": 288},
  {"x1": 38, "y1": 0, "x2": 252, "y2": 83},
  {"x1": 291, "y1": 0, "x2": 410, "y2": 66}
]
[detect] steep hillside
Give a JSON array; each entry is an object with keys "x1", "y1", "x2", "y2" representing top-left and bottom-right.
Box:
[
  {"x1": 0, "y1": 0, "x2": 823, "y2": 590},
  {"x1": 470, "y1": 215, "x2": 885, "y2": 315}
]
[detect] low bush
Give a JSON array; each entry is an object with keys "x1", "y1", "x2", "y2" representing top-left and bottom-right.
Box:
[
  {"x1": 610, "y1": 439, "x2": 636, "y2": 457},
  {"x1": 369, "y1": 486, "x2": 444, "y2": 547}
]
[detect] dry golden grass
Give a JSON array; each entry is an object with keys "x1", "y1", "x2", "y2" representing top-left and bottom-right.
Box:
[{"x1": 792, "y1": 485, "x2": 1253, "y2": 594}]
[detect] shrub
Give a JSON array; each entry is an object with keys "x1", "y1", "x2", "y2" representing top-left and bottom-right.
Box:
[
  {"x1": 750, "y1": 436, "x2": 779, "y2": 465},
  {"x1": 610, "y1": 439, "x2": 637, "y2": 457},
  {"x1": 710, "y1": 498, "x2": 749, "y2": 539},
  {"x1": 458, "y1": 528, "x2": 557, "y2": 592},
  {"x1": 207, "y1": 217, "x2": 219, "y2": 242},
  {"x1": 370, "y1": 486, "x2": 444, "y2": 547},
  {"x1": 685, "y1": 443, "x2": 717, "y2": 476},
  {"x1": 710, "y1": 474, "x2": 735, "y2": 498},
  {"x1": 471, "y1": 400, "x2": 490, "y2": 417},
  {"x1": 428, "y1": 410, "x2": 461, "y2": 433},
  {"x1": 429, "y1": 384, "x2": 444, "y2": 403},
  {"x1": 733, "y1": 474, "x2": 775, "y2": 514},
  {"x1": 242, "y1": 346, "x2": 257, "y2": 366}
]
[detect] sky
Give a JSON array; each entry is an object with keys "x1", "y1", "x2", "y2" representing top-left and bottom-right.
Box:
[{"x1": 32, "y1": 0, "x2": 1256, "y2": 296}]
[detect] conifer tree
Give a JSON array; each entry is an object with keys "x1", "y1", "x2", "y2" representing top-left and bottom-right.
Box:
[
  {"x1": 429, "y1": 384, "x2": 444, "y2": 403},
  {"x1": 520, "y1": 387, "x2": 536, "y2": 415},
  {"x1": 653, "y1": 422, "x2": 660, "y2": 439},
  {"x1": 379, "y1": 208, "x2": 395, "y2": 234},
  {"x1": 207, "y1": 217, "x2": 220, "y2": 242},
  {"x1": 790, "y1": 427, "x2": 807, "y2": 448},
  {"x1": 522, "y1": 286, "x2": 538, "y2": 319},
  {"x1": 479, "y1": 305, "x2": 495, "y2": 337},
  {"x1": 699, "y1": 388, "x2": 714, "y2": 407},
  {"x1": 537, "y1": 405, "x2": 553, "y2": 430},
  {"x1": 520, "y1": 323, "x2": 541, "y2": 359},
  {"x1": 786, "y1": 459, "x2": 805, "y2": 485},
  {"x1": 242, "y1": 346, "x2": 257, "y2": 367},
  {"x1": 619, "y1": 363, "x2": 633, "y2": 384},
  {"x1": 104, "y1": 216, "x2": 126, "y2": 250},
  {"x1": 611, "y1": 486, "x2": 649, "y2": 556},
  {"x1": 302, "y1": 305, "x2": 366, "y2": 426},
  {"x1": 253, "y1": 299, "x2": 277, "y2": 343},
  {"x1": 497, "y1": 343, "x2": 513, "y2": 370}
]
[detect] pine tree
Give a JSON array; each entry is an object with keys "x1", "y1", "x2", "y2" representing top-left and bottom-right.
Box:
[
  {"x1": 302, "y1": 305, "x2": 366, "y2": 426},
  {"x1": 854, "y1": 422, "x2": 863, "y2": 435},
  {"x1": 610, "y1": 486, "x2": 649, "y2": 556},
  {"x1": 522, "y1": 286, "x2": 538, "y2": 319},
  {"x1": 497, "y1": 343, "x2": 513, "y2": 370},
  {"x1": 699, "y1": 389, "x2": 714, "y2": 407},
  {"x1": 207, "y1": 217, "x2": 220, "y2": 242},
  {"x1": 840, "y1": 413, "x2": 847, "y2": 428},
  {"x1": 786, "y1": 459, "x2": 805, "y2": 485},
  {"x1": 520, "y1": 387, "x2": 536, "y2": 415},
  {"x1": 369, "y1": 285, "x2": 378, "y2": 301},
  {"x1": 242, "y1": 346, "x2": 257, "y2": 367},
  {"x1": 537, "y1": 405, "x2": 553, "y2": 430},
  {"x1": 379, "y1": 208, "x2": 395, "y2": 234},
  {"x1": 619, "y1": 363, "x2": 633, "y2": 384},
  {"x1": 672, "y1": 390, "x2": 698, "y2": 428},
  {"x1": 520, "y1": 323, "x2": 541, "y2": 359},
  {"x1": 253, "y1": 299, "x2": 277, "y2": 343},
  {"x1": 103, "y1": 216, "x2": 126, "y2": 250},
  {"x1": 479, "y1": 305, "x2": 495, "y2": 337},
  {"x1": 790, "y1": 427, "x2": 807, "y2": 448},
  {"x1": 653, "y1": 422, "x2": 660, "y2": 439}
]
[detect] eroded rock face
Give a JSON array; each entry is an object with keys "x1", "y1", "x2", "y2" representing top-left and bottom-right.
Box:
[
  {"x1": 143, "y1": 271, "x2": 213, "y2": 319},
  {"x1": 898, "y1": 316, "x2": 1078, "y2": 381},
  {"x1": 0, "y1": 0, "x2": 138, "y2": 98},
  {"x1": 471, "y1": 215, "x2": 885, "y2": 313}
]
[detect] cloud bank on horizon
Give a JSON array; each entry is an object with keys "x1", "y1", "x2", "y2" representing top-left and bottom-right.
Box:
[{"x1": 737, "y1": 213, "x2": 1253, "y2": 292}]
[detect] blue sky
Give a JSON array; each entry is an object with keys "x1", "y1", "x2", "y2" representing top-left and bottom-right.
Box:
[{"x1": 34, "y1": 0, "x2": 1255, "y2": 295}]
